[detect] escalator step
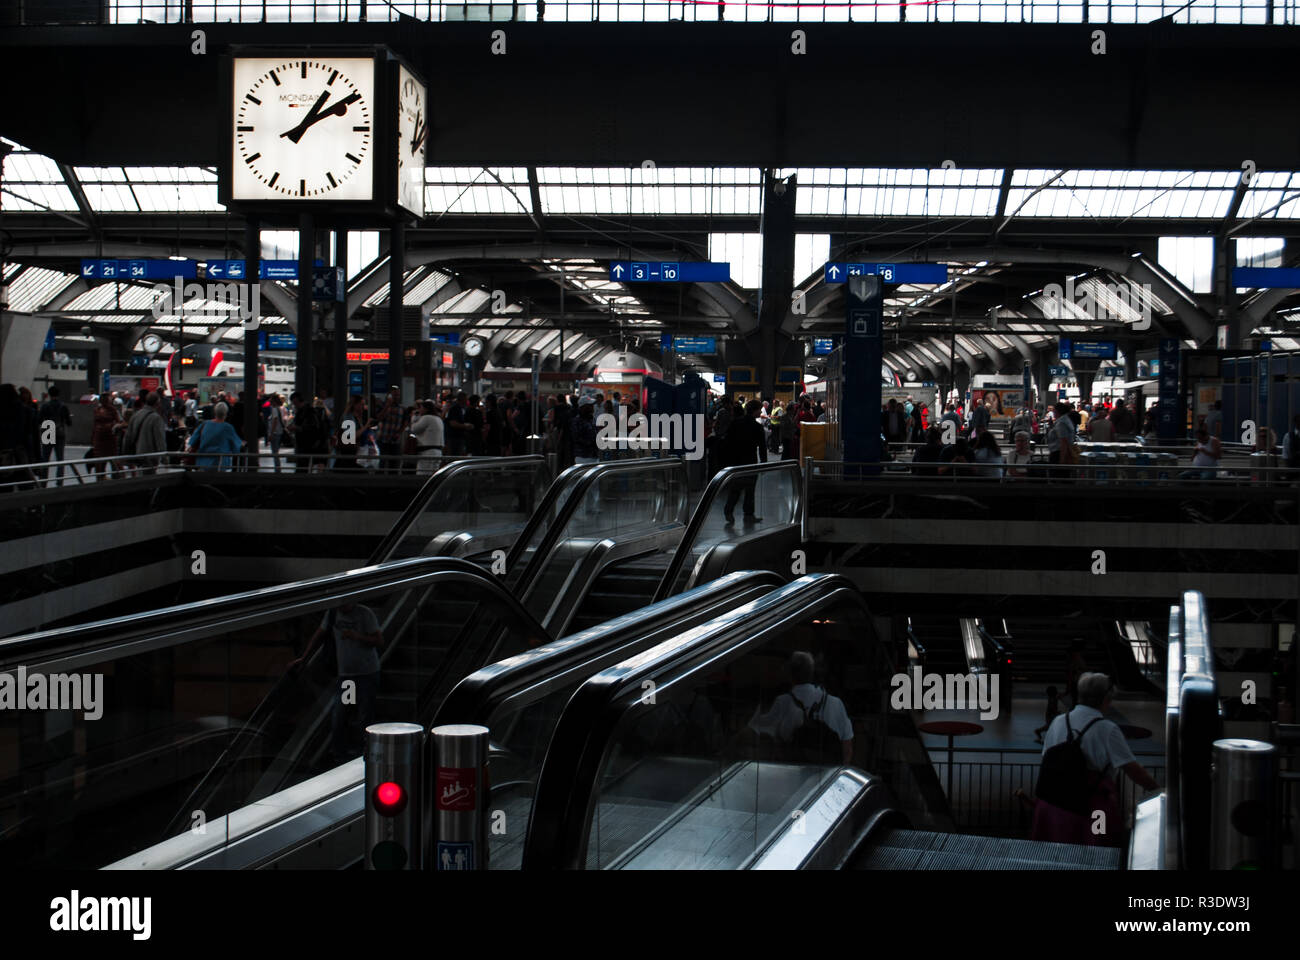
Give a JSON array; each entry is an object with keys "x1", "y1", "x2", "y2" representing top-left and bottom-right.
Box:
[{"x1": 856, "y1": 828, "x2": 1121, "y2": 870}]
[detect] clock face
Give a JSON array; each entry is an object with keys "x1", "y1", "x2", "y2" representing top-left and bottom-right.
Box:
[
  {"x1": 463, "y1": 337, "x2": 484, "y2": 357},
  {"x1": 395, "y1": 64, "x2": 427, "y2": 217},
  {"x1": 231, "y1": 57, "x2": 375, "y2": 202},
  {"x1": 142, "y1": 334, "x2": 162, "y2": 354}
]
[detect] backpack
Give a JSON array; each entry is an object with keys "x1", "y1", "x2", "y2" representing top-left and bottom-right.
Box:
[
  {"x1": 788, "y1": 687, "x2": 843, "y2": 763},
  {"x1": 1035, "y1": 713, "x2": 1104, "y2": 814}
]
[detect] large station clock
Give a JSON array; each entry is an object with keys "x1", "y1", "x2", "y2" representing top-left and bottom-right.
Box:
[
  {"x1": 394, "y1": 63, "x2": 427, "y2": 218},
  {"x1": 228, "y1": 56, "x2": 378, "y2": 203}
]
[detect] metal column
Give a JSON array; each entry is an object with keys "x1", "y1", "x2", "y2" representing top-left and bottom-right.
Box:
[
  {"x1": 242, "y1": 216, "x2": 261, "y2": 460},
  {"x1": 364, "y1": 722, "x2": 425, "y2": 870},
  {"x1": 295, "y1": 212, "x2": 315, "y2": 399},
  {"x1": 388, "y1": 220, "x2": 405, "y2": 402},
  {"x1": 1210, "y1": 738, "x2": 1277, "y2": 870},
  {"x1": 334, "y1": 231, "x2": 348, "y2": 406},
  {"x1": 428, "y1": 724, "x2": 490, "y2": 870}
]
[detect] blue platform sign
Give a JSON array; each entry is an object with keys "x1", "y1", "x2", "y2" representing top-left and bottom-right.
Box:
[
  {"x1": 1049, "y1": 365, "x2": 1070, "y2": 377},
  {"x1": 81, "y1": 258, "x2": 198, "y2": 280},
  {"x1": 1058, "y1": 338, "x2": 1117, "y2": 361},
  {"x1": 1157, "y1": 338, "x2": 1181, "y2": 440},
  {"x1": 714, "y1": 374, "x2": 727, "y2": 383},
  {"x1": 660, "y1": 335, "x2": 716, "y2": 354},
  {"x1": 812, "y1": 338, "x2": 835, "y2": 355},
  {"x1": 1101, "y1": 366, "x2": 1125, "y2": 377},
  {"x1": 1022, "y1": 362, "x2": 1032, "y2": 402},
  {"x1": 823, "y1": 263, "x2": 947, "y2": 285},
  {"x1": 609, "y1": 261, "x2": 729, "y2": 283},
  {"x1": 1233, "y1": 266, "x2": 1300, "y2": 288},
  {"x1": 257, "y1": 332, "x2": 298, "y2": 351},
  {"x1": 428, "y1": 333, "x2": 461, "y2": 344},
  {"x1": 43, "y1": 327, "x2": 56, "y2": 351}
]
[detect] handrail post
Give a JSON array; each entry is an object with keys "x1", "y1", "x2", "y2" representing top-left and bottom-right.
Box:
[{"x1": 802, "y1": 456, "x2": 813, "y2": 543}]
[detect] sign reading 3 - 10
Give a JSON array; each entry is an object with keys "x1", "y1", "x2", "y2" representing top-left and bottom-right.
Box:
[{"x1": 231, "y1": 56, "x2": 377, "y2": 202}]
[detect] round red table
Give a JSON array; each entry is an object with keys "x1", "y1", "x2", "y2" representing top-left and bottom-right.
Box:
[{"x1": 918, "y1": 720, "x2": 985, "y2": 801}]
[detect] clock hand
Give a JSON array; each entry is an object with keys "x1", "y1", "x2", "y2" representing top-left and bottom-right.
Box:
[
  {"x1": 409, "y1": 119, "x2": 428, "y2": 156},
  {"x1": 280, "y1": 89, "x2": 333, "y2": 144},
  {"x1": 280, "y1": 91, "x2": 361, "y2": 144}
]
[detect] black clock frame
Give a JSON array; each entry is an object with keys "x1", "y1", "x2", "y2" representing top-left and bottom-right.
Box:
[{"x1": 219, "y1": 45, "x2": 423, "y2": 227}]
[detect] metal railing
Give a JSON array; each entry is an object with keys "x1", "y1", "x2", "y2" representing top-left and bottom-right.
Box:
[
  {"x1": 0, "y1": 449, "x2": 506, "y2": 492},
  {"x1": 92, "y1": 0, "x2": 1300, "y2": 27},
  {"x1": 809, "y1": 456, "x2": 1300, "y2": 487},
  {"x1": 927, "y1": 746, "x2": 1165, "y2": 836}
]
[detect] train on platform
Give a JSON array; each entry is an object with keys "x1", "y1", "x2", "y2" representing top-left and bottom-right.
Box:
[{"x1": 163, "y1": 343, "x2": 294, "y2": 399}]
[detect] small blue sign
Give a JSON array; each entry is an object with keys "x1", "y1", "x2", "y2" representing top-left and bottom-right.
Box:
[
  {"x1": 609, "y1": 261, "x2": 730, "y2": 283},
  {"x1": 1101, "y1": 366, "x2": 1125, "y2": 377},
  {"x1": 1049, "y1": 365, "x2": 1070, "y2": 377},
  {"x1": 207, "y1": 259, "x2": 247, "y2": 280},
  {"x1": 43, "y1": 327, "x2": 55, "y2": 351},
  {"x1": 714, "y1": 374, "x2": 727, "y2": 383},
  {"x1": 1233, "y1": 266, "x2": 1300, "y2": 288},
  {"x1": 823, "y1": 263, "x2": 947, "y2": 285},
  {"x1": 265, "y1": 333, "x2": 297, "y2": 351},
  {"x1": 1260, "y1": 340, "x2": 1273, "y2": 352},
  {"x1": 813, "y1": 337, "x2": 835, "y2": 355},
  {"x1": 80, "y1": 258, "x2": 198, "y2": 280},
  {"x1": 436, "y1": 841, "x2": 475, "y2": 871},
  {"x1": 348, "y1": 369, "x2": 365, "y2": 396}
]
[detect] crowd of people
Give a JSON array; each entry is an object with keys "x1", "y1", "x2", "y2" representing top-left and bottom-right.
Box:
[{"x1": 5, "y1": 378, "x2": 1300, "y2": 484}]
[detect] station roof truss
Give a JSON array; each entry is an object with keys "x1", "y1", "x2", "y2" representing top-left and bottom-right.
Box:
[{"x1": 7, "y1": 149, "x2": 1300, "y2": 375}]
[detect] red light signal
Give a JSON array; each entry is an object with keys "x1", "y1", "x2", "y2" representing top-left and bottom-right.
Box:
[{"x1": 373, "y1": 781, "x2": 407, "y2": 816}]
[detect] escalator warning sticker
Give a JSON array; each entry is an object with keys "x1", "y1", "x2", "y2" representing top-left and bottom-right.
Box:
[
  {"x1": 437, "y1": 767, "x2": 477, "y2": 811},
  {"x1": 437, "y1": 841, "x2": 475, "y2": 871}
]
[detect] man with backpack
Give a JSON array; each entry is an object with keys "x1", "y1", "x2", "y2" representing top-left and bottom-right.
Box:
[
  {"x1": 748, "y1": 651, "x2": 854, "y2": 764},
  {"x1": 287, "y1": 392, "x2": 326, "y2": 472},
  {"x1": 1031, "y1": 671, "x2": 1159, "y2": 846}
]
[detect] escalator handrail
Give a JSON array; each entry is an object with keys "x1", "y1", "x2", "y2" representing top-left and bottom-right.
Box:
[
  {"x1": 366, "y1": 454, "x2": 548, "y2": 565},
  {"x1": 513, "y1": 457, "x2": 688, "y2": 597},
  {"x1": 503, "y1": 461, "x2": 600, "y2": 576},
  {"x1": 432, "y1": 569, "x2": 786, "y2": 731},
  {"x1": 0, "y1": 555, "x2": 550, "y2": 671},
  {"x1": 651, "y1": 460, "x2": 802, "y2": 604},
  {"x1": 522, "y1": 572, "x2": 864, "y2": 870}
]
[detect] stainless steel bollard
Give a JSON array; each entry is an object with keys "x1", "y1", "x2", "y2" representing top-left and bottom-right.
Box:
[
  {"x1": 525, "y1": 434, "x2": 544, "y2": 455},
  {"x1": 364, "y1": 722, "x2": 425, "y2": 870},
  {"x1": 429, "y1": 724, "x2": 490, "y2": 871},
  {"x1": 1210, "y1": 738, "x2": 1277, "y2": 870}
]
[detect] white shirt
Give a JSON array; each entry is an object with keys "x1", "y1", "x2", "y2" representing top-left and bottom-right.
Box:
[
  {"x1": 411, "y1": 413, "x2": 445, "y2": 449},
  {"x1": 748, "y1": 683, "x2": 854, "y2": 742},
  {"x1": 1041, "y1": 705, "x2": 1136, "y2": 781},
  {"x1": 1046, "y1": 417, "x2": 1076, "y2": 454}
]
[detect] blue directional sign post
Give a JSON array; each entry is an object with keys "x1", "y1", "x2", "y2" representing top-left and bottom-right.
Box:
[
  {"x1": 813, "y1": 337, "x2": 835, "y2": 355},
  {"x1": 1023, "y1": 362, "x2": 1032, "y2": 405},
  {"x1": 1232, "y1": 266, "x2": 1300, "y2": 288},
  {"x1": 609, "y1": 261, "x2": 729, "y2": 283},
  {"x1": 1048, "y1": 365, "x2": 1070, "y2": 378},
  {"x1": 823, "y1": 263, "x2": 947, "y2": 285},
  {"x1": 1157, "y1": 338, "x2": 1181, "y2": 441},
  {"x1": 844, "y1": 274, "x2": 884, "y2": 471}
]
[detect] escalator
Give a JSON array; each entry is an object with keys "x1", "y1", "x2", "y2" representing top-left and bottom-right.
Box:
[
  {"x1": 128, "y1": 570, "x2": 788, "y2": 870},
  {"x1": 0, "y1": 556, "x2": 551, "y2": 868},
  {"x1": 908, "y1": 615, "x2": 968, "y2": 675},
  {"x1": 522, "y1": 575, "x2": 1125, "y2": 870},
  {"x1": 561, "y1": 461, "x2": 804, "y2": 634}
]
